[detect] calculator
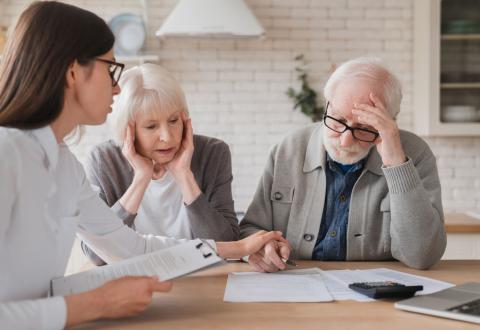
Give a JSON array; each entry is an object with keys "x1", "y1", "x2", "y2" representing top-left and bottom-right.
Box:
[{"x1": 348, "y1": 281, "x2": 423, "y2": 299}]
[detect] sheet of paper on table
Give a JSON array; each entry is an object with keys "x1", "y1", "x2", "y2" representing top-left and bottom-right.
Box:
[
  {"x1": 224, "y1": 267, "x2": 453, "y2": 303},
  {"x1": 223, "y1": 269, "x2": 333, "y2": 302},
  {"x1": 280, "y1": 268, "x2": 373, "y2": 301},
  {"x1": 324, "y1": 268, "x2": 454, "y2": 295}
]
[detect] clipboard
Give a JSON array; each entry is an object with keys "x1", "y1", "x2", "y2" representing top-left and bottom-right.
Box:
[{"x1": 50, "y1": 239, "x2": 224, "y2": 296}]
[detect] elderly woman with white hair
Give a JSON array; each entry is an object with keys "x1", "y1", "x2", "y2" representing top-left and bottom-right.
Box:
[
  {"x1": 240, "y1": 57, "x2": 446, "y2": 272},
  {"x1": 82, "y1": 64, "x2": 239, "y2": 265}
]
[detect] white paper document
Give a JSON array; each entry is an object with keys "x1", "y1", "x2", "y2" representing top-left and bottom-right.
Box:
[
  {"x1": 277, "y1": 267, "x2": 373, "y2": 301},
  {"x1": 224, "y1": 267, "x2": 453, "y2": 303},
  {"x1": 51, "y1": 239, "x2": 223, "y2": 296},
  {"x1": 323, "y1": 268, "x2": 454, "y2": 301},
  {"x1": 224, "y1": 270, "x2": 333, "y2": 302},
  {"x1": 320, "y1": 272, "x2": 373, "y2": 302}
]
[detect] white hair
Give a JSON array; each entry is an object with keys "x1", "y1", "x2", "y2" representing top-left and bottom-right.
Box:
[
  {"x1": 109, "y1": 63, "x2": 189, "y2": 145},
  {"x1": 323, "y1": 57, "x2": 402, "y2": 118}
]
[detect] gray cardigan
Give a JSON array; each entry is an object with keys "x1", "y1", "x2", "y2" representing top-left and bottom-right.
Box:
[
  {"x1": 240, "y1": 124, "x2": 446, "y2": 270},
  {"x1": 82, "y1": 135, "x2": 239, "y2": 265}
]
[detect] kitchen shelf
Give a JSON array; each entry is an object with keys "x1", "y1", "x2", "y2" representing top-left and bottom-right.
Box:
[
  {"x1": 441, "y1": 33, "x2": 480, "y2": 40},
  {"x1": 441, "y1": 82, "x2": 480, "y2": 89},
  {"x1": 413, "y1": 0, "x2": 480, "y2": 136}
]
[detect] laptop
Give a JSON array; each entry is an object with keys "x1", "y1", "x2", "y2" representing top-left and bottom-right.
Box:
[{"x1": 395, "y1": 282, "x2": 480, "y2": 324}]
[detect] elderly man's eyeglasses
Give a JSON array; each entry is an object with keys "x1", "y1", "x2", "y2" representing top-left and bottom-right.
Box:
[
  {"x1": 323, "y1": 102, "x2": 379, "y2": 143},
  {"x1": 95, "y1": 58, "x2": 125, "y2": 87}
]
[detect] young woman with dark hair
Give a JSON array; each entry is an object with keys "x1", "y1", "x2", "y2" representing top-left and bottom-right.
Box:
[{"x1": 0, "y1": 2, "x2": 288, "y2": 328}]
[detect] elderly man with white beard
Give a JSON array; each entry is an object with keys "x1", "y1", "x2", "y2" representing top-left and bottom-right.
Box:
[{"x1": 239, "y1": 57, "x2": 446, "y2": 271}]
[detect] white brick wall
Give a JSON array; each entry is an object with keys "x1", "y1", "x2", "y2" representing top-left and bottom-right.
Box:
[
  {"x1": 1, "y1": 0, "x2": 480, "y2": 212},
  {"x1": 0, "y1": 1, "x2": 3, "y2": 22}
]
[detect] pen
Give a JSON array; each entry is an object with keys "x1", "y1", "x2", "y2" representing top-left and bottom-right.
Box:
[{"x1": 281, "y1": 258, "x2": 298, "y2": 267}]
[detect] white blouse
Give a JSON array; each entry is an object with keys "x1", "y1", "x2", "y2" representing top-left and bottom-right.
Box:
[
  {"x1": 0, "y1": 126, "x2": 193, "y2": 329},
  {"x1": 135, "y1": 172, "x2": 192, "y2": 239}
]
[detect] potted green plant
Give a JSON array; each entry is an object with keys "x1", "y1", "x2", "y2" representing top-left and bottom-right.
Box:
[{"x1": 286, "y1": 54, "x2": 324, "y2": 122}]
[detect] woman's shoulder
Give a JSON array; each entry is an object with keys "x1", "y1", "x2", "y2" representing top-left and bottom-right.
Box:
[
  {"x1": 0, "y1": 127, "x2": 24, "y2": 165},
  {"x1": 88, "y1": 140, "x2": 125, "y2": 164},
  {"x1": 0, "y1": 127, "x2": 28, "y2": 147},
  {"x1": 86, "y1": 140, "x2": 131, "y2": 178},
  {"x1": 193, "y1": 134, "x2": 230, "y2": 156},
  {"x1": 191, "y1": 134, "x2": 232, "y2": 177},
  {"x1": 192, "y1": 134, "x2": 231, "y2": 163},
  {"x1": 0, "y1": 127, "x2": 40, "y2": 163}
]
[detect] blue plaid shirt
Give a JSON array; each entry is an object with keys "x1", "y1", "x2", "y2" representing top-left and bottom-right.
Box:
[{"x1": 312, "y1": 155, "x2": 364, "y2": 261}]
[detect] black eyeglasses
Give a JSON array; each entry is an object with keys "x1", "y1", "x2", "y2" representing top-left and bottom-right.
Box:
[
  {"x1": 95, "y1": 58, "x2": 125, "y2": 87},
  {"x1": 323, "y1": 101, "x2": 379, "y2": 143}
]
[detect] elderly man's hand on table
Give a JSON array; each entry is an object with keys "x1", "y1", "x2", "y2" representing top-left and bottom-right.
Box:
[
  {"x1": 247, "y1": 239, "x2": 292, "y2": 273},
  {"x1": 352, "y1": 92, "x2": 407, "y2": 167}
]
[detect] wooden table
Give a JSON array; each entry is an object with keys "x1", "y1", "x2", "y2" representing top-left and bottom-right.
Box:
[{"x1": 75, "y1": 260, "x2": 480, "y2": 330}]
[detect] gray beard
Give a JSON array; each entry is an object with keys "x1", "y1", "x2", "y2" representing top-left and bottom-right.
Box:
[{"x1": 323, "y1": 131, "x2": 373, "y2": 165}]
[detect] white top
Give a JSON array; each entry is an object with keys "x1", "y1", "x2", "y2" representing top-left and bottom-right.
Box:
[
  {"x1": 0, "y1": 126, "x2": 200, "y2": 330},
  {"x1": 135, "y1": 172, "x2": 192, "y2": 239}
]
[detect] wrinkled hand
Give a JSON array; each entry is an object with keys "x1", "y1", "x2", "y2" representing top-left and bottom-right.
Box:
[
  {"x1": 352, "y1": 92, "x2": 407, "y2": 166},
  {"x1": 165, "y1": 113, "x2": 194, "y2": 181},
  {"x1": 217, "y1": 230, "x2": 290, "y2": 260},
  {"x1": 122, "y1": 123, "x2": 165, "y2": 181},
  {"x1": 240, "y1": 230, "x2": 291, "y2": 262},
  {"x1": 95, "y1": 276, "x2": 172, "y2": 319},
  {"x1": 248, "y1": 239, "x2": 292, "y2": 273}
]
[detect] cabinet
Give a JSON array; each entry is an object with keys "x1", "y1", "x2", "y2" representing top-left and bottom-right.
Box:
[
  {"x1": 414, "y1": 0, "x2": 480, "y2": 136},
  {"x1": 443, "y1": 213, "x2": 480, "y2": 260}
]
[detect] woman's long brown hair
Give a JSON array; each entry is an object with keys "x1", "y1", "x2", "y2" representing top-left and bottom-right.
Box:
[{"x1": 0, "y1": 1, "x2": 114, "y2": 129}]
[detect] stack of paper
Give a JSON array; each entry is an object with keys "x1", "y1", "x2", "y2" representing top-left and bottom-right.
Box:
[{"x1": 223, "y1": 267, "x2": 453, "y2": 303}]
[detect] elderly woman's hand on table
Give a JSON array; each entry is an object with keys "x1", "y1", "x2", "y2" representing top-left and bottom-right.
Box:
[
  {"x1": 216, "y1": 230, "x2": 291, "y2": 261},
  {"x1": 246, "y1": 238, "x2": 292, "y2": 272}
]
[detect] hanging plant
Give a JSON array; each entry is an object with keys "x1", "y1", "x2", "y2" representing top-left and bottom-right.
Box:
[{"x1": 286, "y1": 54, "x2": 324, "y2": 122}]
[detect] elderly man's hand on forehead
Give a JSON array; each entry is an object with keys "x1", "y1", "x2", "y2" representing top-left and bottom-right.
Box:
[{"x1": 352, "y1": 92, "x2": 407, "y2": 167}]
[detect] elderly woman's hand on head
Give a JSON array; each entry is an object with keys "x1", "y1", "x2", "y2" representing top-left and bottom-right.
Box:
[
  {"x1": 122, "y1": 123, "x2": 165, "y2": 182},
  {"x1": 165, "y1": 113, "x2": 202, "y2": 204},
  {"x1": 118, "y1": 123, "x2": 166, "y2": 215},
  {"x1": 165, "y1": 112, "x2": 194, "y2": 180},
  {"x1": 352, "y1": 92, "x2": 407, "y2": 167}
]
